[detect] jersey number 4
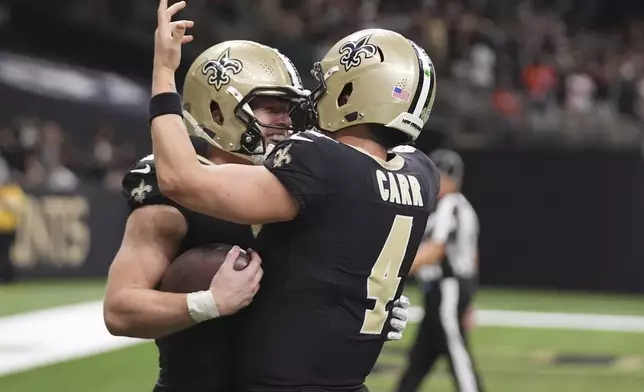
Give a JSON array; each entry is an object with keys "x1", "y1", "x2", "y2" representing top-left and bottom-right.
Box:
[{"x1": 360, "y1": 215, "x2": 414, "y2": 335}]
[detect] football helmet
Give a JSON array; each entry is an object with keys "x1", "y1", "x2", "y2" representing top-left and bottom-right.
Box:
[
  {"x1": 307, "y1": 29, "x2": 436, "y2": 143},
  {"x1": 182, "y1": 40, "x2": 308, "y2": 163}
]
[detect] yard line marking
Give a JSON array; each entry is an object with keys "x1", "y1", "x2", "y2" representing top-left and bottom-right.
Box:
[
  {"x1": 408, "y1": 307, "x2": 644, "y2": 332},
  {"x1": 0, "y1": 301, "x2": 144, "y2": 377}
]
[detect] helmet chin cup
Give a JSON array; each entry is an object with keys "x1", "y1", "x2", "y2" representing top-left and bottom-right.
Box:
[
  {"x1": 239, "y1": 126, "x2": 263, "y2": 154},
  {"x1": 240, "y1": 141, "x2": 273, "y2": 165}
]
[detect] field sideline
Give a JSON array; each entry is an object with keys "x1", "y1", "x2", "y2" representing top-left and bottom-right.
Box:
[
  {"x1": 4, "y1": 300, "x2": 644, "y2": 377},
  {"x1": 2, "y1": 280, "x2": 644, "y2": 392}
]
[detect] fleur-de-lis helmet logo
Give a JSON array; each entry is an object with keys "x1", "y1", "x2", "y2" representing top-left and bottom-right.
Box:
[
  {"x1": 201, "y1": 48, "x2": 244, "y2": 91},
  {"x1": 338, "y1": 34, "x2": 379, "y2": 72}
]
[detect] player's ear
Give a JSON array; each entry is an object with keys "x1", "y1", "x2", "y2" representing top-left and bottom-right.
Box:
[
  {"x1": 210, "y1": 101, "x2": 224, "y2": 125},
  {"x1": 337, "y1": 83, "x2": 353, "y2": 107}
]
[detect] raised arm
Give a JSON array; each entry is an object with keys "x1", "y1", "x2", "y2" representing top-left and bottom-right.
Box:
[{"x1": 149, "y1": 0, "x2": 297, "y2": 224}]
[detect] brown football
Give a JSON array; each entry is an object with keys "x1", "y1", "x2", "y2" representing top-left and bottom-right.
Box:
[{"x1": 158, "y1": 243, "x2": 250, "y2": 293}]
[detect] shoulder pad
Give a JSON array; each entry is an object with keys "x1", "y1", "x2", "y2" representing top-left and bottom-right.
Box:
[
  {"x1": 391, "y1": 145, "x2": 433, "y2": 168},
  {"x1": 122, "y1": 152, "x2": 213, "y2": 210},
  {"x1": 267, "y1": 130, "x2": 338, "y2": 161},
  {"x1": 121, "y1": 155, "x2": 166, "y2": 209},
  {"x1": 390, "y1": 145, "x2": 418, "y2": 154},
  {"x1": 288, "y1": 130, "x2": 338, "y2": 144},
  {"x1": 263, "y1": 131, "x2": 328, "y2": 210},
  {"x1": 265, "y1": 130, "x2": 329, "y2": 170}
]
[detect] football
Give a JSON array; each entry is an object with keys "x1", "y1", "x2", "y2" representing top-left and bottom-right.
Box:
[{"x1": 158, "y1": 243, "x2": 250, "y2": 293}]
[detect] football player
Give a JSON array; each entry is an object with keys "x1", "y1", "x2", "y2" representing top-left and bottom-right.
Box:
[
  {"x1": 104, "y1": 38, "x2": 410, "y2": 392},
  {"x1": 398, "y1": 149, "x2": 484, "y2": 392},
  {"x1": 149, "y1": 2, "x2": 438, "y2": 391}
]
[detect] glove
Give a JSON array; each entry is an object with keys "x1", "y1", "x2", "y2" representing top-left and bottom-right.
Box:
[{"x1": 387, "y1": 295, "x2": 410, "y2": 341}]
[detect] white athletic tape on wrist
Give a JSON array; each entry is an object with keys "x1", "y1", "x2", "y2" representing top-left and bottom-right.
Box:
[{"x1": 186, "y1": 290, "x2": 220, "y2": 322}]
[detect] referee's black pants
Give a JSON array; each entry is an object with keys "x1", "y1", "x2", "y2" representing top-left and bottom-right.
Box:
[
  {"x1": 0, "y1": 231, "x2": 15, "y2": 283},
  {"x1": 395, "y1": 277, "x2": 484, "y2": 392}
]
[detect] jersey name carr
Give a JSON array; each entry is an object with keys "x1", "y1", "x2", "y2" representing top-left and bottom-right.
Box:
[{"x1": 375, "y1": 169, "x2": 424, "y2": 207}]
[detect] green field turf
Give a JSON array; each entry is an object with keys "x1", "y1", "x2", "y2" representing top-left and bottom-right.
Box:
[
  {"x1": 0, "y1": 278, "x2": 107, "y2": 317},
  {"x1": 2, "y1": 323, "x2": 642, "y2": 392},
  {"x1": 4, "y1": 279, "x2": 644, "y2": 317},
  {"x1": 2, "y1": 280, "x2": 644, "y2": 392}
]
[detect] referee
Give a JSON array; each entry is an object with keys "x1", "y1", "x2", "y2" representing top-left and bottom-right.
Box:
[{"x1": 395, "y1": 149, "x2": 484, "y2": 392}]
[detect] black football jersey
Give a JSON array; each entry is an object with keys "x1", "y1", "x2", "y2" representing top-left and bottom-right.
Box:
[
  {"x1": 234, "y1": 130, "x2": 440, "y2": 391},
  {"x1": 122, "y1": 146, "x2": 255, "y2": 392}
]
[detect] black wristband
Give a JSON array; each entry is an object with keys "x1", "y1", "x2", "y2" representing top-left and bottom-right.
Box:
[{"x1": 149, "y1": 92, "x2": 183, "y2": 126}]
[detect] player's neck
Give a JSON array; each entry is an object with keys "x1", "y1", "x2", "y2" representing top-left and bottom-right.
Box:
[
  {"x1": 439, "y1": 178, "x2": 460, "y2": 198},
  {"x1": 439, "y1": 188, "x2": 459, "y2": 199},
  {"x1": 335, "y1": 127, "x2": 387, "y2": 161}
]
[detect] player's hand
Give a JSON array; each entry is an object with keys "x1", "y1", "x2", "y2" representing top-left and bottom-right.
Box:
[
  {"x1": 154, "y1": 0, "x2": 194, "y2": 74},
  {"x1": 387, "y1": 295, "x2": 410, "y2": 341},
  {"x1": 209, "y1": 246, "x2": 263, "y2": 316},
  {"x1": 463, "y1": 305, "x2": 476, "y2": 332}
]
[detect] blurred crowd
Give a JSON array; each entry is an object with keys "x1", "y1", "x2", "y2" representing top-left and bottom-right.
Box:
[
  {"x1": 44, "y1": 0, "x2": 644, "y2": 144},
  {"x1": 0, "y1": 119, "x2": 135, "y2": 191},
  {"x1": 0, "y1": 0, "x2": 643, "y2": 190}
]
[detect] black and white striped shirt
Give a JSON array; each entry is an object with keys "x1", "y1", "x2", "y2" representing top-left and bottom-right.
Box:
[{"x1": 418, "y1": 192, "x2": 479, "y2": 281}]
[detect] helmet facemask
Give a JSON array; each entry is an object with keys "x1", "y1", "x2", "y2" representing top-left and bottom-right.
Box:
[
  {"x1": 233, "y1": 85, "x2": 310, "y2": 152},
  {"x1": 301, "y1": 61, "x2": 331, "y2": 130},
  {"x1": 185, "y1": 85, "x2": 309, "y2": 164}
]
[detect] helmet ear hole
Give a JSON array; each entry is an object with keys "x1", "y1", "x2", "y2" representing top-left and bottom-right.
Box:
[
  {"x1": 210, "y1": 100, "x2": 224, "y2": 126},
  {"x1": 337, "y1": 82, "x2": 353, "y2": 107}
]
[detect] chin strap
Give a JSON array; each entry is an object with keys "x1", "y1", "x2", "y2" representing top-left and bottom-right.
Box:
[
  {"x1": 264, "y1": 142, "x2": 276, "y2": 158},
  {"x1": 243, "y1": 143, "x2": 272, "y2": 165}
]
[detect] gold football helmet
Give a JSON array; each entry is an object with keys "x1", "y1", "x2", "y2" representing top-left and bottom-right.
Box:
[
  {"x1": 182, "y1": 40, "x2": 308, "y2": 163},
  {"x1": 308, "y1": 29, "x2": 436, "y2": 143}
]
